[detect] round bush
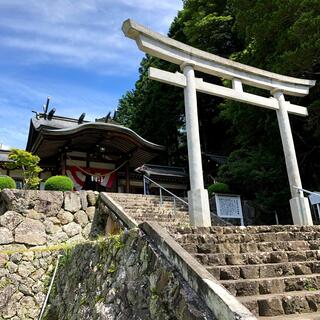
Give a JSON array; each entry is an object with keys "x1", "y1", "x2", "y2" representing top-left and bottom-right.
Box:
[
  {"x1": 0, "y1": 175, "x2": 16, "y2": 190},
  {"x1": 208, "y1": 182, "x2": 230, "y2": 196},
  {"x1": 44, "y1": 176, "x2": 74, "y2": 191}
]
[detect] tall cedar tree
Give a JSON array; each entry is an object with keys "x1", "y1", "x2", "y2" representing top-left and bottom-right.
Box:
[
  {"x1": 218, "y1": 0, "x2": 320, "y2": 223},
  {"x1": 116, "y1": 0, "x2": 238, "y2": 168}
]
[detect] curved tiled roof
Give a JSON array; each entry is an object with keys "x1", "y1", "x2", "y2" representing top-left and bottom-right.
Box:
[{"x1": 26, "y1": 114, "x2": 165, "y2": 168}]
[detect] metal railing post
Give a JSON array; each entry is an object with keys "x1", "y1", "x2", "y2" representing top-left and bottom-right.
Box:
[{"x1": 142, "y1": 175, "x2": 189, "y2": 215}]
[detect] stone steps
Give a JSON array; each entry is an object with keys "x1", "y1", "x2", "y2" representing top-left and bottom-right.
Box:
[
  {"x1": 108, "y1": 194, "x2": 320, "y2": 318},
  {"x1": 121, "y1": 202, "x2": 187, "y2": 208},
  {"x1": 130, "y1": 214, "x2": 188, "y2": 221},
  {"x1": 109, "y1": 194, "x2": 186, "y2": 205},
  {"x1": 221, "y1": 273, "x2": 320, "y2": 297},
  {"x1": 179, "y1": 240, "x2": 320, "y2": 254},
  {"x1": 239, "y1": 290, "x2": 320, "y2": 317},
  {"x1": 134, "y1": 218, "x2": 189, "y2": 225},
  {"x1": 173, "y1": 225, "x2": 320, "y2": 235},
  {"x1": 124, "y1": 208, "x2": 188, "y2": 215},
  {"x1": 107, "y1": 193, "x2": 190, "y2": 228},
  {"x1": 127, "y1": 210, "x2": 188, "y2": 217},
  {"x1": 260, "y1": 312, "x2": 320, "y2": 319},
  {"x1": 193, "y1": 250, "x2": 320, "y2": 266},
  {"x1": 174, "y1": 232, "x2": 320, "y2": 244},
  {"x1": 206, "y1": 260, "x2": 320, "y2": 280},
  {"x1": 125, "y1": 209, "x2": 189, "y2": 224},
  {"x1": 174, "y1": 226, "x2": 320, "y2": 318},
  {"x1": 120, "y1": 204, "x2": 187, "y2": 213}
]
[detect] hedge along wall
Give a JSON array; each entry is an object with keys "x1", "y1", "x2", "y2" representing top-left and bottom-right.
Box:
[{"x1": 0, "y1": 189, "x2": 102, "y2": 319}]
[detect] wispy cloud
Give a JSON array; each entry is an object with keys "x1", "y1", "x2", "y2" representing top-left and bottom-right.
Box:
[
  {"x1": 0, "y1": 0, "x2": 181, "y2": 70},
  {"x1": 0, "y1": 0, "x2": 183, "y2": 148},
  {"x1": 0, "y1": 75, "x2": 121, "y2": 148}
]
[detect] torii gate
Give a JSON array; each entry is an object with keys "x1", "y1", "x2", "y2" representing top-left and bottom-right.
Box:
[{"x1": 122, "y1": 19, "x2": 316, "y2": 227}]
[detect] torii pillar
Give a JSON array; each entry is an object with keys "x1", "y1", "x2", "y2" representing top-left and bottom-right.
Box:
[
  {"x1": 273, "y1": 90, "x2": 313, "y2": 225},
  {"x1": 122, "y1": 19, "x2": 316, "y2": 226},
  {"x1": 182, "y1": 63, "x2": 211, "y2": 226}
]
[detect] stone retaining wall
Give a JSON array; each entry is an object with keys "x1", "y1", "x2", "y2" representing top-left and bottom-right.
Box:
[
  {"x1": 45, "y1": 228, "x2": 214, "y2": 320},
  {"x1": 0, "y1": 189, "x2": 215, "y2": 320},
  {"x1": 0, "y1": 189, "x2": 102, "y2": 319}
]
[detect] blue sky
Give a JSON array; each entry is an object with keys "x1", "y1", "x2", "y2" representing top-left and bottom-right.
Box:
[{"x1": 0, "y1": 0, "x2": 182, "y2": 149}]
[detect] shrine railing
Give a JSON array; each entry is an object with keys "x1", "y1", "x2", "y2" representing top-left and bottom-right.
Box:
[{"x1": 143, "y1": 175, "x2": 188, "y2": 216}]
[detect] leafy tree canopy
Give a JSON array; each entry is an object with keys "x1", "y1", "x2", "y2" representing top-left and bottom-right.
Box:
[
  {"x1": 117, "y1": 0, "x2": 320, "y2": 223},
  {"x1": 218, "y1": 0, "x2": 320, "y2": 222},
  {"x1": 6, "y1": 149, "x2": 42, "y2": 189}
]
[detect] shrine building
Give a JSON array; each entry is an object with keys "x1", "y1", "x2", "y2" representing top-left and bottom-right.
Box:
[{"x1": 23, "y1": 110, "x2": 188, "y2": 194}]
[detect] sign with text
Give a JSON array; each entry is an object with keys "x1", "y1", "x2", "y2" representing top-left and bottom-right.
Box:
[{"x1": 215, "y1": 194, "x2": 244, "y2": 226}]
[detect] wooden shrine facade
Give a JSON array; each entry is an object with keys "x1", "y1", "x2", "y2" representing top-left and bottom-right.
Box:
[{"x1": 25, "y1": 112, "x2": 187, "y2": 194}]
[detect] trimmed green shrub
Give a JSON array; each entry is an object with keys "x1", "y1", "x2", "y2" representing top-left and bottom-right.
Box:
[
  {"x1": 44, "y1": 176, "x2": 73, "y2": 191},
  {"x1": 0, "y1": 175, "x2": 16, "y2": 190},
  {"x1": 208, "y1": 182, "x2": 230, "y2": 197}
]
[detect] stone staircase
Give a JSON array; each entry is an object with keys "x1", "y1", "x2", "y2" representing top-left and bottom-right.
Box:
[
  {"x1": 108, "y1": 193, "x2": 320, "y2": 319},
  {"x1": 173, "y1": 225, "x2": 320, "y2": 319},
  {"x1": 107, "y1": 192, "x2": 190, "y2": 227}
]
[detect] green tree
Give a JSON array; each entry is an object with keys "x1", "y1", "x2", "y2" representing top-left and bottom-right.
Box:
[
  {"x1": 7, "y1": 149, "x2": 42, "y2": 189},
  {"x1": 117, "y1": 56, "x2": 185, "y2": 165},
  {"x1": 117, "y1": 0, "x2": 320, "y2": 223},
  {"x1": 116, "y1": 0, "x2": 238, "y2": 165},
  {"x1": 218, "y1": 0, "x2": 320, "y2": 222}
]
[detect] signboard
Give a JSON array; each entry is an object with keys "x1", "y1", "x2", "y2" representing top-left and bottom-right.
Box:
[
  {"x1": 308, "y1": 192, "x2": 320, "y2": 205},
  {"x1": 215, "y1": 194, "x2": 244, "y2": 226}
]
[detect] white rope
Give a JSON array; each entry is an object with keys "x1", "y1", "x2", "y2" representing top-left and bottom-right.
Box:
[{"x1": 66, "y1": 154, "x2": 128, "y2": 177}]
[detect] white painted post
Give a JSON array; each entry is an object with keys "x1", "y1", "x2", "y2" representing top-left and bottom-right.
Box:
[
  {"x1": 272, "y1": 90, "x2": 313, "y2": 225},
  {"x1": 182, "y1": 63, "x2": 211, "y2": 227}
]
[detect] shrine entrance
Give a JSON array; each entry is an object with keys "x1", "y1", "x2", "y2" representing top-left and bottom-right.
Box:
[{"x1": 122, "y1": 19, "x2": 316, "y2": 226}]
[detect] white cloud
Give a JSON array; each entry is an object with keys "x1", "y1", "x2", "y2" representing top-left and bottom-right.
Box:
[
  {"x1": 0, "y1": 0, "x2": 182, "y2": 70},
  {"x1": 0, "y1": 1, "x2": 183, "y2": 148},
  {"x1": 0, "y1": 74, "x2": 122, "y2": 148}
]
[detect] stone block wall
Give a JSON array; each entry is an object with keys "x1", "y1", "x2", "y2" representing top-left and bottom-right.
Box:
[
  {"x1": 0, "y1": 189, "x2": 215, "y2": 320},
  {"x1": 0, "y1": 189, "x2": 102, "y2": 320},
  {"x1": 45, "y1": 228, "x2": 213, "y2": 320}
]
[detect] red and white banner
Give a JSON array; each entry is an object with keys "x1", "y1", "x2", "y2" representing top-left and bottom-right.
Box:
[{"x1": 66, "y1": 166, "x2": 116, "y2": 191}]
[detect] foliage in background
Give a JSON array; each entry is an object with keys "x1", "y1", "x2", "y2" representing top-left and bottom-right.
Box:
[
  {"x1": 44, "y1": 176, "x2": 74, "y2": 191},
  {"x1": 117, "y1": 57, "x2": 185, "y2": 165},
  {"x1": 6, "y1": 149, "x2": 42, "y2": 189},
  {"x1": 116, "y1": 0, "x2": 238, "y2": 166},
  {"x1": 116, "y1": 0, "x2": 320, "y2": 223},
  {"x1": 217, "y1": 0, "x2": 320, "y2": 222},
  {"x1": 0, "y1": 175, "x2": 16, "y2": 190}
]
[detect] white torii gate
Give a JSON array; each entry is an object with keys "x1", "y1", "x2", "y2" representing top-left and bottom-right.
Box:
[{"x1": 122, "y1": 19, "x2": 316, "y2": 227}]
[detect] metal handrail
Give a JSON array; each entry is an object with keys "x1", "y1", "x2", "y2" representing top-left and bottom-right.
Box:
[
  {"x1": 143, "y1": 175, "x2": 188, "y2": 215},
  {"x1": 293, "y1": 186, "x2": 320, "y2": 221},
  {"x1": 293, "y1": 185, "x2": 320, "y2": 197}
]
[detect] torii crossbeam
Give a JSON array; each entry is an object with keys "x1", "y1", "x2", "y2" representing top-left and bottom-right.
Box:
[{"x1": 122, "y1": 19, "x2": 316, "y2": 226}]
